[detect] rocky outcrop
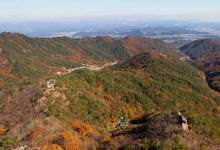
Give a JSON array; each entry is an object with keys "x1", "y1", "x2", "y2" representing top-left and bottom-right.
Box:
[{"x1": 37, "y1": 79, "x2": 67, "y2": 113}]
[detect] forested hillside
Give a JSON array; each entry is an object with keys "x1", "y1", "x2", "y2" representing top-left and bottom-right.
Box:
[{"x1": 0, "y1": 33, "x2": 219, "y2": 150}]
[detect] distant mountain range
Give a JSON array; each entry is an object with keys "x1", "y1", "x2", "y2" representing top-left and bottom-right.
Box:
[{"x1": 0, "y1": 21, "x2": 220, "y2": 45}]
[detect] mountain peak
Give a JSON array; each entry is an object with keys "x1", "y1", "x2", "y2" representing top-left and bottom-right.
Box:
[
  {"x1": 0, "y1": 32, "x2": 27, "y2": 39},
  {"x1": 115, "y1": 51, "x2": 166, "y2": 69}
]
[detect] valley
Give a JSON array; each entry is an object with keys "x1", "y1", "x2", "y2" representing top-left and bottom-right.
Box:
[{"x1": 181, "y1": 39, "x2": 220, "y2": 92}]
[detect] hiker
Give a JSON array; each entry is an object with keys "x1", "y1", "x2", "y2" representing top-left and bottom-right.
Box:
[
  {"x1": 115, "y1": 116, "x2": 125, "y2": 129},
  {"x1": 178, "y1": 111, "x2": 189, "y2": 131},
  {"x1": 178, "y1": 111, "x2": 187, "y2": 124}
]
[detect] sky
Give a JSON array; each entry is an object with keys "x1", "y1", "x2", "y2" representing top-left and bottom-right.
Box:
[{"x1": 0, "y1": 0, "x2": 220, "y2": 23}]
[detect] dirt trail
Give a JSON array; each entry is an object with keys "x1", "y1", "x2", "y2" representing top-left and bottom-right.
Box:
[{"x1": 56, "y1": 61, "x2": 118, "y2": 76}]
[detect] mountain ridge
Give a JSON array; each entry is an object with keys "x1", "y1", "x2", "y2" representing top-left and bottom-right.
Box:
[{"x1": 0, "y1": 32, "x2": 179, "y2": 82}]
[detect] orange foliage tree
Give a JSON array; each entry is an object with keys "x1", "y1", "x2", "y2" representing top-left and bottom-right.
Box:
[
  {"x1": 27, "y1": 126, "x2": 44, "y2": 140},
  {"x1": 78, "y1": 124, "x2": 94, "y2": 136},
  {"x1": 41, "y1": 144, "x2": 63, "y2": 150},
  {"x1": 0, "y1": 127, "x2": 5, "y2": 135},
  {"x1": 68, "y1": 119, "x2": 81, "y2": 130},
  {"x1": 68, "y1": 119, "x2": 97, "y2": 136},
  {"x1": 61, "y1": 130, "x2": 79, "y2": 150}
]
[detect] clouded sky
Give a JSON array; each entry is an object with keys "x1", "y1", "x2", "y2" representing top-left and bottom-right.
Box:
[{"x1": 0, "y1": 0, "x2": 220, "y2": 22}]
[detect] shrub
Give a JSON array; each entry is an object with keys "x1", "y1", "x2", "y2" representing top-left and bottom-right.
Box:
[
  {"x1": 68, "y1": 120, "x2": 97, "y2": 136},
  {"x1": 0, "y1": 136, "x2": 16, "y2": 150},
  {"x1": 78, "y1": 124, "x2": 95, "y2": 136},
  {"x1": 68, "y1": 119, "x2": 81, "y2": 130},
  {"x1": 137, "y1": 138, "x2": 161, "y2": 150},
  {"x1": 27, "y1": 126, "x2": 44, "y2": 140},
  {"x1": 41, "y1": 144, "x2": 63, "y2": 150},
  {"x1": 60, "y1": 131, "x2": 79, "y2": 150},
  {"x1": 0, "y1": 128, "x2": 4, "y2": 136}
]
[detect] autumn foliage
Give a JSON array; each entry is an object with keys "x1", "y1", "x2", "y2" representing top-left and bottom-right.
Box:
[
  {"x1": 78, "y1": 124, "x2": 94, "y2": 136},
  {"x1": 60, "y1": 130, "x2": 79, "y2": 150},
  {"x1": 27, "y1": 126, "x2": 44, "y2": 140},
  {"x1": 68, "y1": 119, "x2": 96, "y2": 136},
  {"x1": 41, "y1": 144, "x2": 63, "y2": 150},
  {"x1": 68, "y1": 120, "x2": 81, "y2": 130},
  {"x1": 0, "y1": 127, "x2": 5, "y2": 135}
]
